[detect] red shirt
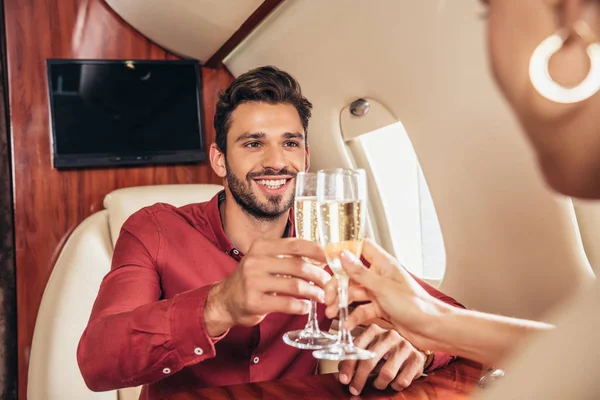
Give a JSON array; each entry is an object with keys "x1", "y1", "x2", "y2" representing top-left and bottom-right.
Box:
[{"x1": 77, "y1": 191, "x2": 464, "y2": 399}]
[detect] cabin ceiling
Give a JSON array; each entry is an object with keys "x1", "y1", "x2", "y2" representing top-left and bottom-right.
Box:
[{"x1": 104, "y1": 0, "x2": 265, "y2": 62}]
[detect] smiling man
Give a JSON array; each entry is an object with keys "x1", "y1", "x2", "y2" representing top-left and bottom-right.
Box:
[{"x1": 77, "y1": 66, "x2": 463, "y2": 400}]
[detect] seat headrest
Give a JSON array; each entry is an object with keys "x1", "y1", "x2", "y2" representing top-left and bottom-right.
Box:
[{"x1": 103, "y1": 184, "x2": 223, "y2": 247}]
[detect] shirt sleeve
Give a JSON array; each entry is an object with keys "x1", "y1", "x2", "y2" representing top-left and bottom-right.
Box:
[
  {"x1": 77, "y1": 209, "x2": 228, "y2": 392},
  {"x1": 358, "y1": 255, "x2": 465, "y2": 373}
]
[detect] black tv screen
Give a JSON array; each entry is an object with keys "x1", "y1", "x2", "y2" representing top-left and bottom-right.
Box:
[{"x1": 46, "y1": 59, "x2": 206, "y2": 169}]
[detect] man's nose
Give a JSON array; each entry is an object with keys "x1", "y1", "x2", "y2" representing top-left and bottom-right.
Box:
[{"x1": 261, "y1": 146, "x2": 287, "y2": 171}]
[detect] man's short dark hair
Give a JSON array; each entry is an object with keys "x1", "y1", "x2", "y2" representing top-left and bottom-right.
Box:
[{"x1": 213, "y1": 65, "x2": 313, "y2": 155}]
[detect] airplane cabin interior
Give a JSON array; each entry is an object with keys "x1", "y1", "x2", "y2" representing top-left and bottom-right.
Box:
[{"x1": 0, "y1": 0, "x2": 598, "y2": 399}]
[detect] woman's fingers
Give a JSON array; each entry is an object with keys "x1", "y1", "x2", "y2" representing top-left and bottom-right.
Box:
[
  {"x1": 358, "y1": 238, "x2": 396, "y2": 267},
  {"x1": 348, "y1": 286, "x2": 371, "y2": 303},
  {"x1": 340, "y1": 250, "x2": 384, "y2": 292},
  {"x1": 346, "y1": 303, "x2": 381, "y2": 331},
  {"x1": 324, "y1": 279, "x2": 372, "y2": 319}
]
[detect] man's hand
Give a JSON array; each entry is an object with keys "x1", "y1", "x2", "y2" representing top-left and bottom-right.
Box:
[
  {"x1": 204, "y1": 238, "x2": 330, "y2": 336},
  {"x1": 338, "y1": 324, "x2": 426, "y2": 395}
]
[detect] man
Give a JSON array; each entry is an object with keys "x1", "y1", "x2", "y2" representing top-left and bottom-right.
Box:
[{"x1": 77, "y1": 66, "x2": 464, "y2": 399}]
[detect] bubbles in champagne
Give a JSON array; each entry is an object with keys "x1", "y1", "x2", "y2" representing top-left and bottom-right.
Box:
[
  {"x1": 295, "y1": 197, "x2": 319, "y2": 242},
  {"x1": 318, "y1": 200, "x2": 364, "y2": 278}
]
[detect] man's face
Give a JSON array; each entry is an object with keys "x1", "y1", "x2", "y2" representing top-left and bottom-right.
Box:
[{"x1": 216, "y1": 102, "x2": 309, "y2": 220}]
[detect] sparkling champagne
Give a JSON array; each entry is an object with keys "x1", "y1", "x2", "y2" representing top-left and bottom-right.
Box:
[
  {"x1": 284, "y1": 174, "x2": 337, "y2": 350},
  {"x1": 294, "y1": 197, "x2": 319, "y2": 242},
  {"x1": 318, "y1": 200, "x2": 365, "y2": 278}
]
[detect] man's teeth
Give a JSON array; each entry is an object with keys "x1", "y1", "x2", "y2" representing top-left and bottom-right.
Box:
[{"x1": 256, "y1": 179, "x2": 287, "y2": 189}]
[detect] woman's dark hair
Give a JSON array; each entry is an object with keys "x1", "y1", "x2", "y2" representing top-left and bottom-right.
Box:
[{"x1": 213, "y1": 65, "x2": 313, "y2": 154}]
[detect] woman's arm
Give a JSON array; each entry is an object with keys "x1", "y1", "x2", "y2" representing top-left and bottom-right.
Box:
[
  {"x1": 428, "y1": 303, "x2": 553, "y2": 366},
  {"x1": 325, "y1": 239, "x2": 554, "y2": 367}
]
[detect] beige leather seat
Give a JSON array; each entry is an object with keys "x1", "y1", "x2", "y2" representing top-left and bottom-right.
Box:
[{"x1": 27, "y1": 184, "x2": 223, "y2": 400}]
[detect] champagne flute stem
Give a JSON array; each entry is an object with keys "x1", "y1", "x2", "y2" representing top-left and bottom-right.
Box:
[
  {"x1": 337, "y1": 277, "x2": 353, "y2": 346},
  {"x1": 303, "y1": 298, "x2": 321, "y2": 332}
]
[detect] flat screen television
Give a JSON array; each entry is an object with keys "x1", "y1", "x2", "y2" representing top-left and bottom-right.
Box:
[{"x1": 46, "y1": 59, "x2": 206, "y2": 169}]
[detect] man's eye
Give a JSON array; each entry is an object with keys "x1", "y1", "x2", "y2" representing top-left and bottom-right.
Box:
[
  {"x1": 245, "y1": 142, "x2": 261, "y2": 148},
  {"x1": 284, "y1": 141, "x2": 300, "y2": 147}
]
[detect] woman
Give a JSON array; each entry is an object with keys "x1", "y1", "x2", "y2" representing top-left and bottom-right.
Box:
[{"x1": 326, "y1": 0, "x2": 600, "y2": 398}]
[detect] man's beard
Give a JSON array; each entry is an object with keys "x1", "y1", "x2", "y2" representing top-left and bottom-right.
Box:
[{"x1": 225, "y1": 159, "x2": 296, "y2": 221}]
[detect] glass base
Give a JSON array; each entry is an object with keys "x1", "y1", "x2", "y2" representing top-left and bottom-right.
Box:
[
  {"x1": 283, "y1": 329, "x2": 337, "y2": 350},
  {"x1": 312, "y1": 343, "x2": 376, "y2": 361}
]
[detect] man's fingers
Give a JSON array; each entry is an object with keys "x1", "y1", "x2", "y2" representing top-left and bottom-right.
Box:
[
  {"x1": 259, "y1": 295, "x2": 311, "y2": 316},
  {"x1": 324, "y1": 302, "x2": 339, "y2": 319},
  {"x1": 262, "y1": 276, "x2": 325, "y2": 303},
  {"x1": 253, "y1": 238, "x2": 327, "y2": 263},
  {"x1": 346, "y1": 303, "x2": 380, "y2": 331},
  {"x1": 389, "y1": 353, "x2": 423, "y2": 392},
  {"x1": 325, "y1": 278, "x2": 338, "y2": 306},
  {"x1": 346, "y1": 326, "x2": 393, "y2": 395},
  {"x1": 294, "y1": 260, "x2": 332, "y2": 288},
  {"x1": 371, "y1": 338, "x2": 413, "y2": 390},
  {"x1": 257, "y1": 256, "x2": 331, "y2": 288},
  {"x1": 338, "y1": 325, "x2": 380, "y2": 385}
]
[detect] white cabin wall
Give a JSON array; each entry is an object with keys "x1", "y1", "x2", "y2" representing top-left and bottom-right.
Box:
[{"x1": 225, "y1": 0, "x2": 594, "y2": 320}]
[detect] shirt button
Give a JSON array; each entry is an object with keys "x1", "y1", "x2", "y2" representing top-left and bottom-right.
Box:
[
  {"x1": 194, "y1": 347, "x2": 203, "y2": 355},
  {"x1": 232, "y1": 249, "x2": 240, "y2": 255},
  {"x1": 162, "y1": 368, "x2": 171, "y2": 374},
  {"x1": 253, "y1": 357, "x2": 260, "y2": 364}
]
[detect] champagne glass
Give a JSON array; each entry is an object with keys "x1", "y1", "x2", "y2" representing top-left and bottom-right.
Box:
[
  {"x1": 282, "y1": 172, "x2": 337, "y2": 349},
  {"x1": 312, "y1": 168, "x2": 376, "y2": 361}
]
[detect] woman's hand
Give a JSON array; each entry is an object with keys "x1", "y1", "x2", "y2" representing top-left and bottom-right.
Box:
[{"x1": 324, "y1": 239, "x2": 448, "y2": 350}]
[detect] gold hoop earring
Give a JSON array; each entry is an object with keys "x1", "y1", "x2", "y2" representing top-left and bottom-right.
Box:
[{"x1": 529, "y1": 21, "x2": 600, "y2": 104}]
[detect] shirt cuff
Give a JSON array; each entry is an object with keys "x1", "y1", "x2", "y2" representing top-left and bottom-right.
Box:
[
  {"x1": 425, "y1": 352, "x2": 457, "y2": 373},
  {"x1": 170, "y1": 285, "x2": 229, "y2": 367}
]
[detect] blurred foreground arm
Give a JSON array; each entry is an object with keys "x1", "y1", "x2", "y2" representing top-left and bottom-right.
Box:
[{"x1": 325, "y1": 239, "x2": 553, "y2": 367}]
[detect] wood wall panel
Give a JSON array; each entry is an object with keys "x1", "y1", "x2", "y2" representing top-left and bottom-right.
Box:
[
  {"x1": 3, "y1": 0, "x2": 233, "y2": 398},
  {"x1": 0, "y1": 0, "x2": 17, "y2": 397},
  {"x1": 204, "y1": 0, "x2": 284, "y2": 68}
]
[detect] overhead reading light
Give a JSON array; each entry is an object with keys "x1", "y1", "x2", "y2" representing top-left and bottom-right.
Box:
[{"x1": 350, "y1": 98, "x2": 370, "y2": 117}]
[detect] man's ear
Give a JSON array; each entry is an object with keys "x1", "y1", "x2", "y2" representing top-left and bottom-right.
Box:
[
  {"x1": 305, "y1": 144, "x2": 311, "y2": 172},
  {"x1": 210, "y1": 143, "x2": 227, "y2": 178}
]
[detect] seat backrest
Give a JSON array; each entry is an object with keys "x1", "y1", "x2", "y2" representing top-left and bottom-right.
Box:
[
  {"x1": 104, "y1": 184, "x2": 224, "y2": 247},
  {"x1": 28, "y1": 184, "x2": 223, "y2": 400},
  {"x1": 28, "y1": 210, "x2": 116, "y2": 400}
]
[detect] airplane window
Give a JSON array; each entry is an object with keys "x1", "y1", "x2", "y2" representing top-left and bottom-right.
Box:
[
  {"x1": 350, "y1": 122, "x2": 446, "y2": 281},
  {"x1": 418, "y1": 165, "x2": 446, "y2": 281}
]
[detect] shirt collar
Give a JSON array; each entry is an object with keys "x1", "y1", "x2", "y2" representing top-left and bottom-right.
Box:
[{"x1": 204, "y1": 190, "x2": 295, "y2": 260}]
